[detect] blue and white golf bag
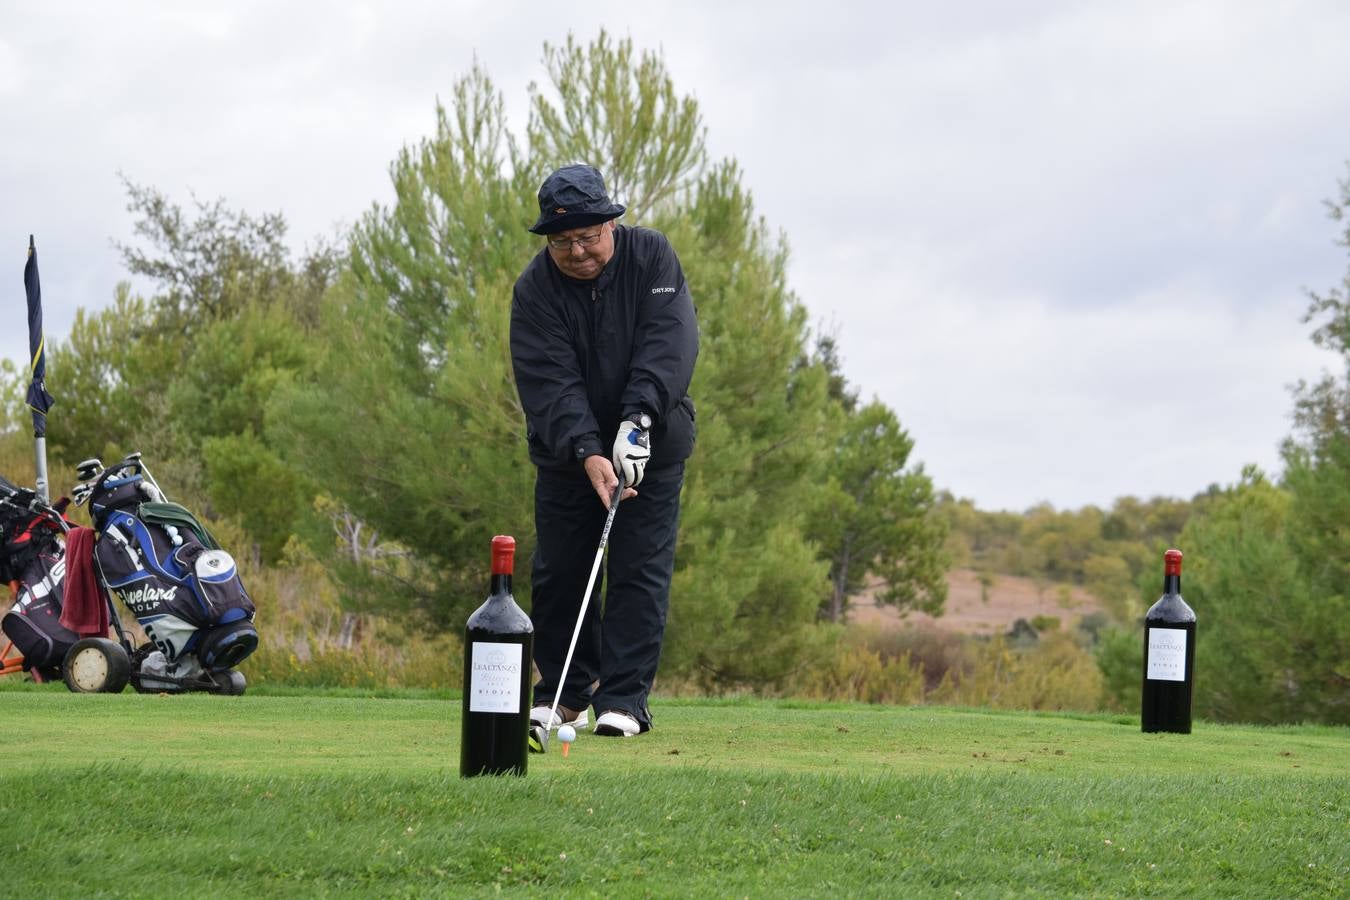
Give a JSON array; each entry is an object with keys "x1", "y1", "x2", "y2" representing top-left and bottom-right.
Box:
[{"x1": 83, "y1": 455, "x2": 258, "y2": 674}]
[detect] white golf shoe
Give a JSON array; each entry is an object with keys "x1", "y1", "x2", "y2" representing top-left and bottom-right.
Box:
[
  {"x1": 529, "y1": 705, "x2": 589, "y2": 730},
  {"x1": 593, "y1": 710, "x2": 641, "y2": 737}
]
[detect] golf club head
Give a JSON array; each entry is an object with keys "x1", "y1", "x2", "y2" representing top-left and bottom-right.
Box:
[
  {"x1": 75, "y1": 458, "x2": 103, "y2": 482},
  {"x1": 528, "y1": 724, "x2": 548, "y2": 754}
]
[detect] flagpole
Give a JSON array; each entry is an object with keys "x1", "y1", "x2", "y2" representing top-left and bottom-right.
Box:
[
  {"x1": 34, "y1": 439, "x2": 48, "y2": 505},
  {"x1": 25, "y1": 235, "x2": 52, "y2": 506}
]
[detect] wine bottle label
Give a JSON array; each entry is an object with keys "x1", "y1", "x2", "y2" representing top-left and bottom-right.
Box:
[
  {"x1": 1146, "y1": 627, "x2": 1188, "y2": 682},
  {"x1": 468, "y1": 641, "x2": 523, "y2": 713}
]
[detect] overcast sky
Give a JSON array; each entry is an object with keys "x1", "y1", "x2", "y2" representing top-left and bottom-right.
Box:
[{"x1": 3, "y1": 2, "x2": 1348, "y2": 511}]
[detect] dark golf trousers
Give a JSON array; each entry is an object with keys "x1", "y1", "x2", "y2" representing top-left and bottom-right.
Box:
[{"x1": 530, "y1": 462, "x2": 684, "y2": 732}]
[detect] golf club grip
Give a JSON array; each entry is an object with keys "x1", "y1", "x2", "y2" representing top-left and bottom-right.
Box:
[{"x1": 597, "y1": 472, "x2": 625, "y2": 548}]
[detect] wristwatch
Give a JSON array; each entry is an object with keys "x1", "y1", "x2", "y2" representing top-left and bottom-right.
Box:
[{"x1": 628, "y1": 412, "x2": 652, "y2": 430}]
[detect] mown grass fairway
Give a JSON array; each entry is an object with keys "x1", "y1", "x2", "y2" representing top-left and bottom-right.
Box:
[{"x1": 0, "y1": 686, "x2": 1344, "y2": 897}]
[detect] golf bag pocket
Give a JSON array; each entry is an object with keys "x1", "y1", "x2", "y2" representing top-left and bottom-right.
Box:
[
  {"x1": 1, "y1": 552, "x2": 78, "y2": 672},
  {"x1": 195, "y1": 615, "x2": 259, "y2": 670},
  {"x1": 179, "y1": 546, "x2": 251, "y2": 620},
  {"x1": 96, "y1": 510, "x2": 255, "y2": 663}
]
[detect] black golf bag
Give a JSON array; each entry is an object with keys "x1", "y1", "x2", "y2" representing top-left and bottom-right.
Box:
[
  {"x1": 0, "y1": 476, "x2": 79, "y2": 680},
  {"x1": 84, "y1": 456, "x2": 258, "y2": 675}
]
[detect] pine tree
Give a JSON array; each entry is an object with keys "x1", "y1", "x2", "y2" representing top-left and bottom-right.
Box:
[
  {"x1": 811, "y1": 400, "x2": 948, "y2": 624},
  {"x1": 269, "y1": 33, "x2": 947, "y2": 684}
]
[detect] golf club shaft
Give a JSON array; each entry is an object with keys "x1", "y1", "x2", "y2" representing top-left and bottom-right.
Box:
[{"x1": 546, "y1": 474, "x2": 625, "y2": 731}]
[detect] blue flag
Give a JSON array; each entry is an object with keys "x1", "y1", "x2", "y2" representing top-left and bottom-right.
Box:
[{"x1": 24, "y1": 235, "x2": 54, "y2": 438}]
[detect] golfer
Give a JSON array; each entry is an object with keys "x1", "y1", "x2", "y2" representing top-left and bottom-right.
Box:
[{"x1": 510, "y1": 164, "x2": 698, "y2": 737}]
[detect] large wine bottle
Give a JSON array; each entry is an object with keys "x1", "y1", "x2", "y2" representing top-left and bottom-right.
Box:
[
  {"x1": 460, "y1": 535, "x2": 534, "y2": 777},
  {"x1": 1141, "y1": 548, "x2": 1196, "y2": 734}
]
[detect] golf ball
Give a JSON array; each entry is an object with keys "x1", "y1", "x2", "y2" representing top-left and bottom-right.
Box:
[{"x1": 558, "y1": 724, "x2": 577, "y2": 743}]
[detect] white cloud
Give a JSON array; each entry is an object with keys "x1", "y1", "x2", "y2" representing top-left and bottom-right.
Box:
[
  {"x1": 2, "y1": 1, "x2": 1348, "y2": 510},
  {"x1": 0, "y1": 38, "x2": 23, "y2": 97},
  {"x1": 821, "y1": 268, "x2": 1341, "y2": 510}
]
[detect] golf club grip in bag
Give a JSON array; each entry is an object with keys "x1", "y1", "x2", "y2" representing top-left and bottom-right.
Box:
[{"x1": 95, "y1": 508, "x2": 257, "y2": 670}]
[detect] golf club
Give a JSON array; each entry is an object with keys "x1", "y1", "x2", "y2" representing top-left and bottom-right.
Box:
[{"x1": 530, "y1": 472, "x2": 625, "y2": 754}]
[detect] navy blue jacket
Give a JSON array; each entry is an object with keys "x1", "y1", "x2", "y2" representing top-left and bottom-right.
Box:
[{"x1": 510, "y1": 225, "x2": 698, "y2": 472}]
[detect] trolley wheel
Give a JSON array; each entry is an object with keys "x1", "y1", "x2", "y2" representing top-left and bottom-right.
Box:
[
  {"x1": 211, "y1": 669, "x2": 247, "y2": 696},
  {"x1": 63, "y1": 638, "x2": 131, "y2": 694}
]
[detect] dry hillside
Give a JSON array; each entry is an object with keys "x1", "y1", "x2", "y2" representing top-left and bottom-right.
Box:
[{"x1": 849, "y1": 568, "x2": 1107, "y2": 635}]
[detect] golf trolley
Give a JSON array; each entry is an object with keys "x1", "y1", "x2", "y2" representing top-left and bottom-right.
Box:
[{"x1": 1, "y1": 454, "x2": 257, "y2": 695}]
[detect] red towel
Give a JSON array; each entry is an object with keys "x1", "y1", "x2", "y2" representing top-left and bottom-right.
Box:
[{"x1": 59, "y1": 527, "x2": 110, "y2": 637}]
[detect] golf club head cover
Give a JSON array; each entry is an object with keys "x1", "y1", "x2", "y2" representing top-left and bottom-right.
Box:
[{"x1": 612, "y1": 413, "x2": 651, "y2": 487}]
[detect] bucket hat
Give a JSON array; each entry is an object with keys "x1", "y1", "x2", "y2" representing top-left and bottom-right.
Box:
[{"x1": 529, "y1": 164, "x2": 626, "y2": 235}]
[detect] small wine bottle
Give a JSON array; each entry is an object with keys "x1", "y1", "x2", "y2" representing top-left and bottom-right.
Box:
[
  {"x1": 1141, "y1": 548, "x2": 1196, "y2": 734},
  {"x1": 460, "y1": 535, "x2": 534, "y2": 777}
]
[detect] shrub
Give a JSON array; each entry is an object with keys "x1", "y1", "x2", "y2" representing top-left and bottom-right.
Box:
[
  {"x1": 1030, "y1": 615, "x2": 1061, "y2": 633},
  {"x1": 785, "y1": 628, "x2": 925, "y2": 705},
  {"x1": 862, "y1": 626, "x2": 967, "y2": 692},
  {"x1": 781, "y1": 626, "x2": 1102, "y2": 712},
  {"x1": 242, "y1": 626, "x2": 461, "y2": 690},
  {"x1": 238, "y1": 553, "x2": 462, "y2": 690},
  {"x1": 1094, "y1": 626, "x2": 1142, "y2": 712},
  {"x1": 930, "y1": 633, "x2": 1103, "y2": 712}
]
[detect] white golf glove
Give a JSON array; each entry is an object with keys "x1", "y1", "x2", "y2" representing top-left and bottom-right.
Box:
[{"x1": 612, "y1": 413, "x2": 652, "y2": 487}]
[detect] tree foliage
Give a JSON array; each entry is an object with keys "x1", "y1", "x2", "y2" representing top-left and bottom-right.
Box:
[
  {"x1": 37, "y1": 33, "x2": 946, "y2": 694},
  {"x1": 1095, "y1": 169, "x2": 1350, "y2": 725},
  {"x1": 1284, "y1": 164, "x2": 1350, "y2": 598},
  {"x1": 268, "y1": 34, "x2": 944, "y2": 686},
  {"x1": 46, "y1": 285, "x2": 182, "y2": 467},
  {"x1": 117, "y1": 177, "x2": 297, "y2": 334},
  {"x1": 1174, "y1": 469, "x2": 1345, "y2": 724},
  {"x1": 528, "y1": 33, "x2": 706, "y2": 218},
  {"x1": 0, "y1": 359, "x2": 25, "y2": 435},
  {"x1": 47, "y1": 182, "x2": 338, "y2": 560},
  {"x1": 936, "y1": 490, "x2": 1195, "y2": 623},
  {"x1": 268, "y1": 61, "x2": 537, "y2": 627},
  {"x1": 1269, "y1": 165, "x2": 1350, "y2": 722},
  {"x1": 658, "y1": 162, "x2": 839, "y2": 687},
  {"x1": 809, "y1": 400, "x2": 947, "y2": 623}
]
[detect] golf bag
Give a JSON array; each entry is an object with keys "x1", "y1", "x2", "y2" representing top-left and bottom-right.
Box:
[
  {"x1": 0, "y1": 476, "x2": 78, "y2": 679},
  {"x1": 84, "y1": 456, "x2": 258, "y2": 673}
]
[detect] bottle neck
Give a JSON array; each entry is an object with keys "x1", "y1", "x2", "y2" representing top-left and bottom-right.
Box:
[
  {"x1": 1162, "y1": 573, "x2": 1181, "y2": 595},
  {"x1": 490, "y1": 573, "x2": 512, "y2": 596}
]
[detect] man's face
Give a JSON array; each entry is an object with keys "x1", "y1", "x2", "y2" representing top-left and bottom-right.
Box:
[{"x1": 546, "y1": 220, "x2": 615, "y2": 280}]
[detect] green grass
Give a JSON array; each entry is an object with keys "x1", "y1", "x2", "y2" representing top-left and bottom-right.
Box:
[{"x1": 0, "y1": 687, "x2": 1344, "y2": 898}]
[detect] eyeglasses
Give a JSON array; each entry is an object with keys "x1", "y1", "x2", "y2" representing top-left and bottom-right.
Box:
[{"x1": 547, "y1": 230, "x2": 604, "y2": 251}]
